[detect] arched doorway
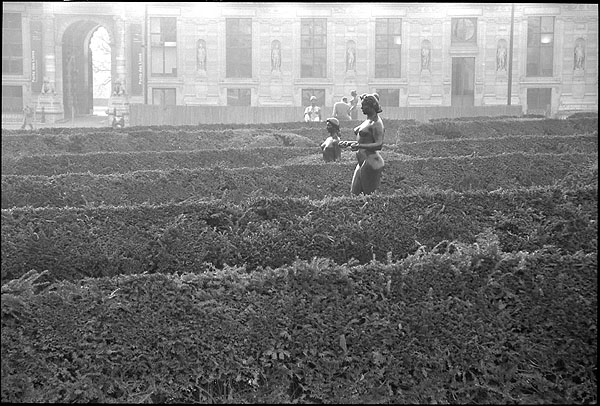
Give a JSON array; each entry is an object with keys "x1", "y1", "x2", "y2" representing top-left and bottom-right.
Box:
[{"x1": 62, "y1": 20, "x2": 113, "y2": 119}]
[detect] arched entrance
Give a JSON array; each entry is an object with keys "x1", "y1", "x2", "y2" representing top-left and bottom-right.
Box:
[{"x1": 61, "y1": 20, "x2": 113, "y2": 119}]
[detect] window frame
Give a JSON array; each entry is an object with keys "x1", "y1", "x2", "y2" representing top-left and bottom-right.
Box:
[
  {"x1": 300, "y1": 18, "x2": 327, "y2": 78},
  {"x1": 152, "y1": 87, "x2": 177, "y2": 106},
  {"x1": 2, "y1": 85, "x2": 23, "y2": 113},
  {"x1": 375, "y1": 18, "x2": 402, "y2": 78},
  {"x1": 2, "y1": 12, "x2": 23, "y2": 75},
  {"x1": 526, "y1": 16, "x2": 554, "y2": 77},
  {"x1": 226, "y1": 18, "x2": 253, "y2": 78},
  {"x1": 451, "y1": 18, "x2": 478, "y2": 45},
  {"x1": 150, "y1": 17, "x2": 178, "y2": 77},
  {"x1": 375, "y1": 88, "x2": 400, "y2": 108},
  {"x1": 227, "y1": 88, "x2": 252, "y2": 106},
  {"x1": 301, "y1": 89, "x2": 325, "y2": 107}
]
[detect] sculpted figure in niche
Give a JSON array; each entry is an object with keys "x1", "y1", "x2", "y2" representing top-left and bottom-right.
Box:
[
  {"x1": 574, "y1": 39, "x2": 585, "y2": 70},
  {"x1": 421, "y1": 40, "x2": 431, "y2": 71},
  {"x1": 271, "y1": 40, "x2": 281, "y2": 72},
  {"x1": 197, "y1": 39, "x2": 207, "y2": 71},
  {"x1": 346, "y1": 41, "x2": 356, "y2": 71},
  {"x1": 496, "y1": 39, "x2": 508, "y2": 71}
]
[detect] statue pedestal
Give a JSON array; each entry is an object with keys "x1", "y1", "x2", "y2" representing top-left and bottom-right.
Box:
[
  {"x1": 36, "y1": 94, "x2": 63, "y2": 124},
  {"x1": 495, "y1": 74, "x2": 508, "y2": 99},
  {"x1": 270, "y1": 75, "x2": 283, "y2": 100},
  {"x1": 419, "y1": 71, "x2": 432, "y2": 100}
]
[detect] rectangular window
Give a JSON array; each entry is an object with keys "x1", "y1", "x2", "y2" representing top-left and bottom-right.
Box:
[
  {"x1": 376, "y1": 89, "x2": 400, "y2": 107},
  {"x1": 526, "y1": 16, "x2": 554, "y2": 77},
  {"x1": 301, "y1": 18, "x2": 327, "y2": 78},
  {"x1": 527, "y1": 88, "x2": 552, "y2": 113},
  {"x1": 226, "y1": 18, "x2": 252, "y2": 78},
  {"x1": 152, "y1": 88, "x2": 176, "y2": 106},
  {"x1": 301, "y1": 89, "x2": 325, "y2": 108},
  {"x1": 2, "y1": 85, "x2": 23, "y2": 112},
  {"x1": 150, "y1": 17, "x2": 177, "y2": 77},
  {"x1": 451, "y1": 18, "x2": 477, "y2": 44},
  {"x1": 375, "y1": 18, "x2": 402, "y2": 78},
  {"x1": 2, "y1": 13, "x2": 23, "y2": 74},
  {"x1": 227, "y1": 88, "x2": 251, "y2": 106}
]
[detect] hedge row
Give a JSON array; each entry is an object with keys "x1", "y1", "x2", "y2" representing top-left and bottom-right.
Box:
[
  {"x1": 2, "y1": 134, "x2": 597, "y2": 176},
  {"x1": 2, "y1": 152, "x2": 596, "y2": 209},
  {"x1": 1, "y1": 129, "x2": 317, "y2": 159},
  {"x1": 1, "y1": 185, "x2": 597, "y2": 284},
  {"x1": 2, "y1": 233, "x2": 596, "y2": 403},
  {"x1": 3, "y1": 117, "x2": 596, "y2": 158}
]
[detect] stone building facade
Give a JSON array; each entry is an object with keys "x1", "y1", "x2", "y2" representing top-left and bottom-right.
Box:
[{"x1": 2, "y1": 2, "x2": 598, "y2": 123}]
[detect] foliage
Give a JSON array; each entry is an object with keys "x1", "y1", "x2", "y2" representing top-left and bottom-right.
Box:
[{"x1": 1, "y1": 232, "x2": 596, "y2": 403}]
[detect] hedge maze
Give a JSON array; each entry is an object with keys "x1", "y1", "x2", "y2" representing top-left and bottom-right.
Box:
[{"x1": 1, "y1": 116, "x2": 597, "y2": 403}]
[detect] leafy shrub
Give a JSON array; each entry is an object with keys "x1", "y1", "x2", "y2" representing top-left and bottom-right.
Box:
[
  {"x1": 1, "y1": 232, "x2": 596, "y2": 403},
  {"x1": 1, "y1": 186, "x2": 597, "y2": 284}
]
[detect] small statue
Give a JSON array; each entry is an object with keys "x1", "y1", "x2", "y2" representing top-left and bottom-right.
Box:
[
  {"x1": 112, "y1": 81, "x2": 125, "y2": 96},
  {"x1": 496, "y1": 39, "x2": 508, "y2": 71},
  {"x1": 421, "y1": 41, "x2": 431, "y2": 71},
  {"x1": 40, "y1": 77, "x2": 54, "y2": 95},
  {"x1": 346, "y1": 42, "x2": 356, "y2": 71},
  {"x1": 574, "y1": 40, "x2": 585, "y2": 70},
  {"x1": 271, "y1": 40, "x2": 281, "y2": 72},
  {"x1": 197, "y1": 40, "x2": 207, "y2": 71}
]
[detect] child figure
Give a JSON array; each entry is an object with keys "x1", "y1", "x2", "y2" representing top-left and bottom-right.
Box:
[{"x1": 321, "y1": 117, "x2": 342, "y2": 162}]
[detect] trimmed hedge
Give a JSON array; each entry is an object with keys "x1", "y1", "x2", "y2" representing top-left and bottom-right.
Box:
[
  {"x1": 3, "y1": 118, "x2": 596, "y2": 158},
  {"x1": 1, "y1": 186, "x2": 597, "y2": 284},
  {"x1": 1, "y1": 129, "x2": 317, "y2": 159},
  {"x1": 1, "y1": 233, "x2": 596, "y2": 403},
  {"x1": 2, "y1": 152, "x2": 596, "y2": 209},
  {"x1": 2, "y1": 134, "x2": 597, "y2": 176}
]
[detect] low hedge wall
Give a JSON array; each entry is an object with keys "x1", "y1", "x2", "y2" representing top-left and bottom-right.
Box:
[
  {"x1": 2, "y1": 152, "x2": 596, "y2": 209},
  {"x1": 1, "y1": 129, "x2": 318, "y2": 159},
  {"x1": 1, "y1": 233, "x2": 596, "y2": 403},
  {"x1": 1, "y1": 186, "x2": 597, "y2": 284},
  {"x1": 1, "y1": 147, "x2": 320, "y2": 176},
  {"x1": 3, "y1": 118, "x2": 596, "y2": 158},
  {"x1": 2, "y1": 134, "x2": 597, "y2": 176}
]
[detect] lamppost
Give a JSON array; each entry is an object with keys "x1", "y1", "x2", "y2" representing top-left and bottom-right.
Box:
[
  {"x1": 508, "y1": 3, "x2": 515, "y2": 105},
  {"x1": 144, "y1": 3, "x2": 148, "y2": 105}
]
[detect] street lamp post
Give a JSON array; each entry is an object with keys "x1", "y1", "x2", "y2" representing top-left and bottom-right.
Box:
[{"x1": 508, "y1": 3, "x2": 515, "y2": 105}]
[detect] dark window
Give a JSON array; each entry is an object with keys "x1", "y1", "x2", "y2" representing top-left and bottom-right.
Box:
[
  {"x1": 152, "y1": 88, "x2": 176, "y2": 105},
  {"x1": 301, "y1": 18, "x2": 327, "y2": 78},
  {"x1": 376, "y1": 89, "x2": 399, "y2": 107},
  {"x1": 227, "y1": 88, "x2": 251, "y2": 106},
  {"x1": 527, "y1": 16, "x2": 554, "y2": 77},
  {"x1": 451, "y1": 18, "x2": 477, "y2": 44},
  {"x1": 2, "y1": 85, "x2": 23, "y2": 112},
  {"x1": 2, "y1": 13, "x2": 23, "y2": 74},
  {"x1": 150, "y1": 17, "x2": 177, "y2": 77},
  {"x1": 527, "y1": 88, "x2": 552, "y2": 113},
  {"x1": 375, "y1": 18, "x2": 402, "y2": 78},
  {"x1": 226, "y1": 18, "x2": 252, "y2": 78},
  {"x1": 301, "y1": 89, "x2": 325, "y2": 107}
]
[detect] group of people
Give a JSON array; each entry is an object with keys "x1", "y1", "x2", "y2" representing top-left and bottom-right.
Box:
[
  {"x1": 320, "y1": 92, "x2": 385, "y2": 195},
  {"x1": 303, "y1": 90, "x2": 361, "y2": 123}
]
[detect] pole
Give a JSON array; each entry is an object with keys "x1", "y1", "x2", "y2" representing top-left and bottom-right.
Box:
[
  {"x1": 507, "y1": 3, "x2": 515, "y2": 105},
  {"x1": 144, "y1": 4, "x2": 148, "y2": 104}
]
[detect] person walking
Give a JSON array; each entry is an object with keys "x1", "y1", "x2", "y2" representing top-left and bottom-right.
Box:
[
  {"x1": 348, "y1": 90, "x2": 359, "y2": 120},
  {"x1": 21, "y1": 105, "x2": 34, "y2": 130},
  {"x1": 332, "y1": 97, "x2": 351, "y2": 121},
  {"x1": 304, "y1": 95, "x2": 322, "y2": 122},
  {"x1": 339, "y1": 93, "x2": 385, "y2": 195},
  {"x1": 321, "y1": 117, "x2": 342, "y2": 162}
]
